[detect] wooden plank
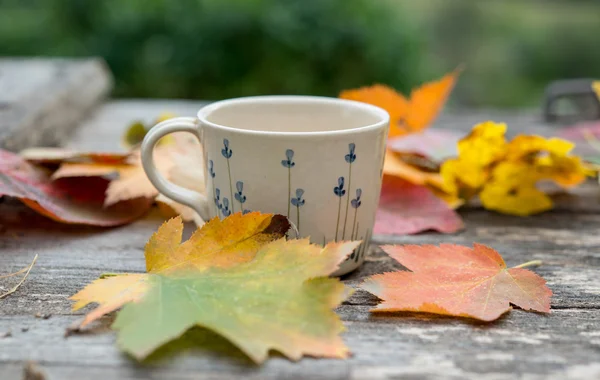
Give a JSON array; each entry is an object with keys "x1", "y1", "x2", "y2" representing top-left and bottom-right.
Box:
[
  {"x1": 0, "y1": 58, "x2": 113, "y2": 151},
  {"x1": 0, "y1": 309, "x2": 598, "y2": 380},
  {"x1": 1, "y1": 100, "x2": 599, "y2": 379},
  {"x1": 1, "y1": 205, "x2": 599, "y2": 379}
]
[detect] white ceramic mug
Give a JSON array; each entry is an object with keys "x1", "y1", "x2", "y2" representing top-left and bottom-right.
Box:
[{"x1": 141, "y1": 96, "x2": 389, "y2": 275}]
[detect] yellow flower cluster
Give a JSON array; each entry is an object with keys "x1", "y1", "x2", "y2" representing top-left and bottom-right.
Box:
[{"x1": 441, "y1": 121, "x2": 591, "y2": 216}]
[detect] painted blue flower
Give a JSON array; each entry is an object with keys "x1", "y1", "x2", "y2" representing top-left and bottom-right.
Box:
[
  {"x1": 221, "y1": 198, "x2": 231, "y2": 216},
  {"x1": 243, "y1": 209, "x2": 252, "y2": 215},
  {"x1": 221, "y1": 138, "x2": 232, "y2": 158},
  {"x1": 334, "y1": 176, "x2": 346, "y2": 197},
  {"x1": 234, "y1": 181, "x2": 246, "y2": 203},
  {"x1": 290, "y1": 188, "x2": 305, "y2": 207},
  {"x1": 351, "y1": 188, "x2": 362, "y2": 208},
  {"x1": 208, "y1": 160, "x2": 215, "y2": 178},
  {"x1": 345, "y1": 143, "x2": 356, "y2": 163},
  {"x1": 214, "y1": 188, "x2": 221, "y2": 209},
  {"x1": 281, "y1": 149, "x2": 295, "y2": 168}
]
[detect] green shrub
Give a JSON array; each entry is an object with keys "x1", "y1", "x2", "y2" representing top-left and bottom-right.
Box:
[{"x1": 0, "y1": 0, "x2": 425, "y2": 99}]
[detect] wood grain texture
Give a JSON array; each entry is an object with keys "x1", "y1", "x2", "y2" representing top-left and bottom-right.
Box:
[
  {"x1": 0, "y1": 58, "x2": 112, "y2": 151},
  {"x1": 1, "y1": 101, "x2": 599, "y2": 379}
]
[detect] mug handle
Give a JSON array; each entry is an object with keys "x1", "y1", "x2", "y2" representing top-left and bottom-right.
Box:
[{"x1": 141, "y1": 117, "x2": 210, "y2": 220}]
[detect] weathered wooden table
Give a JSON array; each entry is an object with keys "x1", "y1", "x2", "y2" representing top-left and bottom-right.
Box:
[{"x1": 1, "y1": 100, "x2": 599, "y2": 379}]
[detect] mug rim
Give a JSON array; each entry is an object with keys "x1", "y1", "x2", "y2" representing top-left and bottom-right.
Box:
[{"x1": 196, "y1": 95, "x2": 390, "y2": 137}]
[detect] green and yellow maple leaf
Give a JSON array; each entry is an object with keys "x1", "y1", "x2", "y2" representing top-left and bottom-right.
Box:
[
  {"x1": 113, "y1": 238, "x2": 358, "y2": 362},
  {"x1": 71, "y1": 212, "x2": 360, "y2": 363}
]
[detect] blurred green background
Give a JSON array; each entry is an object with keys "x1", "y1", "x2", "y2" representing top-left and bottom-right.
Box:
[{"x1": 1, "y1": 0, "x2": 599, "y2": 107}]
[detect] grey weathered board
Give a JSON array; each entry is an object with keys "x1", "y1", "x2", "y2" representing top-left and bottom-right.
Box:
[
  {"x1": 1, "y1": 101, "x2": 599, "y2": 380},
  {"x1": 0, "y1": 58, "x2": 112, "y2": 151}
]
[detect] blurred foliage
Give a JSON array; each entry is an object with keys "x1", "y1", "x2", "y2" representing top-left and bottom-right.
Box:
[
  {"x1": 1, "y1": 0, "x2": 599, "y2": 107},
  {"x1": 397, "y1": 0, "x2": 600, "y2": 107},
  {"x1": 0, "y1": 0, "x2": 424, "y2": 99}
]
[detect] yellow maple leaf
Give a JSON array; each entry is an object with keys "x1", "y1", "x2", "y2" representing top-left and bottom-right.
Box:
[
  {"x1": 440, "y1": 158, "x2": 487, "y2": 200},
  {"x1": 440, "y1": 121, "x2": 589, "y2": 216},
  {"x1": 340, "y1": 68, "x2": 461, "y2": 138},
  {"x1": 480, "y1": 183, "x2": 553, "y2": 216},
  {"x1": 440, "y1": 121, "x2": 508, "y2": 199},
  {"x1": 457, "y1": 121, "x2": 507, "y2": 166},
  {"x1": 504, "y1": 135, "x2": 589, "y2": 188},
  {"x1": 505, "y1": 135, "x2": 574, "y2": 161}
]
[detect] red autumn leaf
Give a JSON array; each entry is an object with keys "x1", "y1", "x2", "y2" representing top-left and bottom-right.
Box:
[
  {"x1": 362, "y1": 244, "x2": 552, "y2": 321},
  {"x1": 374, "y1": 176, "x2": 464, "y2": 235},
  {"x1": 0, "y1": 149, "x2": 151, "y2": 226}
]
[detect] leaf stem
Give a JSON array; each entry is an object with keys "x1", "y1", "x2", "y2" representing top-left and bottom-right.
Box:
[
  {"x1": 513, "y1": 260, "x2": 542, "y2": 269},
  {"x1": 0, "y1": 254, "x2": 38, "y2": 299}
]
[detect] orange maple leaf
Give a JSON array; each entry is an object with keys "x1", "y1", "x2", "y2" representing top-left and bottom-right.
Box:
[
  {"x1": 362, "y1": 244, "x2": 551, "y2": 321},
  {"x1": 340, "y1": 68, "x2": 461, "y2": 138}
]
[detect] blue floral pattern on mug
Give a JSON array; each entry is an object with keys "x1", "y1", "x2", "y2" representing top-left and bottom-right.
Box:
[
  {"x1": 221, "y1": 138, "x2": 235, "y2": 213},
  {"x1": 345, "y1": 143, "x2": 356, "y2": 163},
  {"x1": 290, "y1": 188, "x2": 305, "y2": 234},
  {"x1": 282, "y1": 149, "x2": 296, "y2": 217},
  {"x1": 214, "y1": 188, "x2": 221, "y2": 209},
  {"x1": 342, "y1": 143, "x2": 357, "y2": 240},
  {"x1": 221, "y1": 139, "x2": 232, "y2": 159},
  {"x1": 334, "y1": 176, "x2": 346, "y2": 241},
  {"x1": 221, "y1": 197, "x2": 231, "y2": 217},
  {"x1": 234, "y1": 181, "x2": 246, "y2": 204},
  {"x1": 291, "y1": 188, "x2": 305, "y2": 207},
  {"x1": 351, "y1": 188, "x2": 362, "y2": 209},
  {"x1": 333, "y1": 177, "x2": 346, "y2": 197},
  {"x1": 281, "y1": 149, "x2": 295, "y2": 168},
  {"x1": 209, "y1": 160, "x2": 215, "y2": 178},
  {"x1": 350, "y1": 188, "x2": 362, "y2": 240}
]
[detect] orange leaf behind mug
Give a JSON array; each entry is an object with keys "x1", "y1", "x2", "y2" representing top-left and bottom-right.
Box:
[{"x1": 340, "y1": 67, "x2": 461, "y2": 138}]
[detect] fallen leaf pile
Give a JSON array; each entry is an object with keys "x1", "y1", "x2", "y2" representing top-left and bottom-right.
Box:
[
  {"x1": 343, "y1": 69, "x2": 594, "y2": 226},
  {"x1": 71, "y1": 212, "x2": 359, "y2": 362},
  {"x1": 442, "y1": 121, "x2": 591, "y2": 215},
  {"x1": 0, "y1": 149, "x2": 151, "y2": 226},
  {"x1": 0, "y1": 113, "x2": 207, "y2": 227},
  {"x1": 362, "y1": 244, "x2": 552, "y2": 321}
]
